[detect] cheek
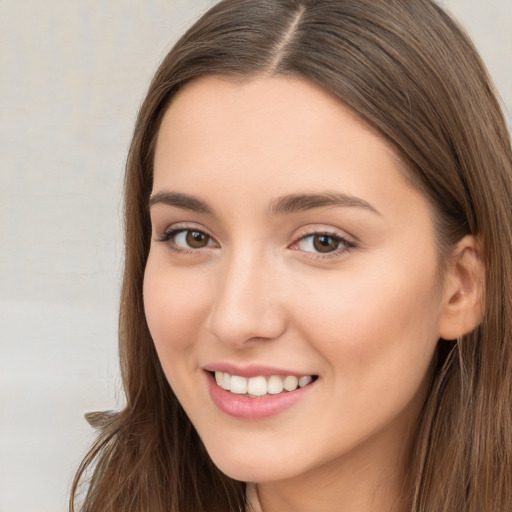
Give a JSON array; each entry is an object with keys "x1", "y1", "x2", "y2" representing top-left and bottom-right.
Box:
[
  {"x1": 292, "y1": 255, "x2": 442, "y2": 385},
  {"x1": 143, "y1": 256, "x2": 211, "y2": 359},
  {"x1": 143, "y1": 257, "x2": 217, "y2": 413}
]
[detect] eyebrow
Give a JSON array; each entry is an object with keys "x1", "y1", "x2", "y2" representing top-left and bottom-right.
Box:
[
  {"x1": 267, "y1": 192, "x2": 381, "y2": 216},
  {"x1": 148, "y1": 191, "x2": 214, "y2": 214},
  {"x1": 148, "y1": 190, "x2": 381, "y2": 217}
]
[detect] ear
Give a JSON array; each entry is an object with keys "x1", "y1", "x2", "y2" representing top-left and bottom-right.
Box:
[{"x1": 438, "y1": 235, "x2": 485, "y2": 340}]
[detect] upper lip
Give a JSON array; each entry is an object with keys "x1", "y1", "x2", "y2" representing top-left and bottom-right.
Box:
[{"x1": 202, "y1": 362, "x2": 316, "y2": 378}]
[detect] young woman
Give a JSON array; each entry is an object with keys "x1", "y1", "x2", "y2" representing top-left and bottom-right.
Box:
[{"x1": 70, "y1": 1, "x2": 512, "y2": 511}]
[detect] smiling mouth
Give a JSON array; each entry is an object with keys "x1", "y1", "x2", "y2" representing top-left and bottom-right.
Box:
[{"x1": 212, "y1": 371, "x2": 318, "y2": 398}]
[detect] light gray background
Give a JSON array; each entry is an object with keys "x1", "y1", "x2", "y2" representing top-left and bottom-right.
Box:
[{"x1": 0, "y1": 1, "x2": 510, "y2": 511}]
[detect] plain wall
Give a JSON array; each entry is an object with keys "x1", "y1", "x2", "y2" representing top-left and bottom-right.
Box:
[{"x1": 0, "y1": 1, "x2": 510, "y2": 511}]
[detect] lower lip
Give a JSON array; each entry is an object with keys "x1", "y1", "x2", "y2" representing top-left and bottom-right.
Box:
[{"x1": 206, "y1": 372, "x2": 315, "y2": 420}]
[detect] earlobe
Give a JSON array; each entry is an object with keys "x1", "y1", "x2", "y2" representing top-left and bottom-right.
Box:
[{"x1": 438, "y1": 235, "x2": 485, "y2": 340}]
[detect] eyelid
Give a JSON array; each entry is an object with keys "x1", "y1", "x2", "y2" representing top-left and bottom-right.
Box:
[
  {"x1": 153, "y1": 222, "x2": 356, "y2": 259},
  {"x1": 155, "y1": 221, "x2": 212, "y2": 239},
  {"x1": 288, "y1": 225, "x2": 357, "y2": 259},
  {"x1": 155, "y1": 222, "x2": 220, "y2": 252},
  {"x1": 291, "y1": 224, "x2": 356, "y2": 244}
]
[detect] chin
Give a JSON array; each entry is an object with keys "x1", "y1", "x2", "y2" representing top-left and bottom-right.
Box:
[
  {"x1": 213, "y1": 459, "x2": 288, "y2": 483},
  {"x1": 204, "y1": 442, "x2": 298, "y2": 483}
]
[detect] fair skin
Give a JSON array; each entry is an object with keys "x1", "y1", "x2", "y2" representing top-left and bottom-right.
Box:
[{"x1": 143, "y1": 75, "x2": 483, "y2": 512}]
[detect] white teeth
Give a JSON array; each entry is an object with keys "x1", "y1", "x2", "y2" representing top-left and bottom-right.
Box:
[
  {"x1": 213, "y1": 371, "x2": 314, "y2": 397},
  {"x1": 247, "y1": 376, "x2": 267, "y2": 396},
  {"x1": 267, "y1": 375, "x2": 284, "y2": 395},
  {"x1": 230, "y1": 375, "x2": 248, "y2": 394},
  {"x1": 283, "y1": 375, "x2": 299, "y2": 391},
  {"x1": 221, "y1": 372, "x2": 231, "y2": 390},
  {"x1": 298, "y1": 375, "x2": 313, "y2": 388}
]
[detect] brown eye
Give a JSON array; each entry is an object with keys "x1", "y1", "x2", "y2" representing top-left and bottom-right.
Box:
[
  {"x1": 185, "y1": 230, "x2": 211, "y2": 248},
  {"x1": 157, "y1": 227, "x2": 217, "y2": 252},
  {"x1": 292, "y1": 232, "x2": 352, "y2": 257},
  {"x1": 312, "y1": 234, "x2": 340, "y2": 253}
]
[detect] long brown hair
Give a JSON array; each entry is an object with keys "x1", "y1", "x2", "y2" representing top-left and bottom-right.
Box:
[{"x1": 70, "y1": 1, "x2": 512, "y2": 510}]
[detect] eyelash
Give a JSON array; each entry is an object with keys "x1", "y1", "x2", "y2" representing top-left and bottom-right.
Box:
[
  {"x1": 292, "y1": 231, "x2": 356, "y2": 260},
  {"x1": 156, "y1": 226, "x2": 356, "y2": 259},
  {"x1": 156, "y1": 226, "x2": 217, "y2": 255}
]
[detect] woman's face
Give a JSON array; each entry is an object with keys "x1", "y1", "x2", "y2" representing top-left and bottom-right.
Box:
[{"x1": 144, "y1": 75, "x2": 445, "y2": 484}]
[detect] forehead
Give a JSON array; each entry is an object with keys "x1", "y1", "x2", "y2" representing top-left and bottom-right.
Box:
[
  {"x1": 152, "y1": 75, "x2": 430, "y2": 226},
  {"x1": 155, "y1": 76, "x2": 395, "y2": 180},
  {"x1": 158, "y1": 74, "x2": 385, "y2": 143}
]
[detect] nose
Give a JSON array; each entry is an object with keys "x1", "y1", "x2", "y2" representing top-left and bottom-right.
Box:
[{"x1": 207, "y1": 248, "x2": 287, "y2": 348}]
